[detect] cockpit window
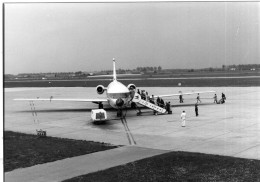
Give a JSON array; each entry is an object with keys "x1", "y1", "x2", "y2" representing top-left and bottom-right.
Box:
[{"x1": 107, "y1": 92, "x2": 130, "y2": 99}]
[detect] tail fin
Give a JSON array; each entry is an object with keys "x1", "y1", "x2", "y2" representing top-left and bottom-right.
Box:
[{"x1": 113, "y1": 58, "x2": 117, "y2": 81}]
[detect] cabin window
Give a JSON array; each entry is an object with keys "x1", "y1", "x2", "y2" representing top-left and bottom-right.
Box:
[{"x1": 107, "y1": 92, "x2": 130, "y2": 99}]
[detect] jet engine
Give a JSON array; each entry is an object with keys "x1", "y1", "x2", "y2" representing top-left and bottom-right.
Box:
[
  {"x1": 127, "y1": 84, "x2": 136, "y2": 91},
  {"x1": 96, "y1": 85, "x2": 105, "y2": 94}
]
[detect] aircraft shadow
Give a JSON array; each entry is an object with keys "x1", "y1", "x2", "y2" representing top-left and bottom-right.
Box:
[{"x1": 87, "y1": 120, "x2": 122, "y2": 130}]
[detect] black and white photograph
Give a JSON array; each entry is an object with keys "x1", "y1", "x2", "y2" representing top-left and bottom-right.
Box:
[{"x1": 3, "y1": 1, "x2": 260, "y2": 181}]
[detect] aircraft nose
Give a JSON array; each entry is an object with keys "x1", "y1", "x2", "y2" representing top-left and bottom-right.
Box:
[{"x1": 116, "y1": 98, "x2": 124, "y2": 107}]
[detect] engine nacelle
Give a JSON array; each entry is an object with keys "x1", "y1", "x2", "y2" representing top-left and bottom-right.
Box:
[
  {"x1": 96, "y1": 85, "x2": 105, "y2": 95},
  {"x1": 127, "y1": 84, "x2": 136, "y2": 91}
]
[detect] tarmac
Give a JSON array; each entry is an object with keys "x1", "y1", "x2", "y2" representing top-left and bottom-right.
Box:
[{"x1": 4, "y1": 87, "x2": 260, "y2": 181}]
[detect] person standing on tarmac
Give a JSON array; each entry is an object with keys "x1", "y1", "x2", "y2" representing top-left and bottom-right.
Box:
[
  {"x1": 145, "y1": 91, "x2": 149, "y2": 101},
  {"x1": 181, "y1": 111, "x2": 186, "y2": 127},
  {"x1": 150, "y1": 95, "x2": 155, "y2": 103},
  {"x1": 213, "y1": 94, "x2": 218, "y2": 104},
  {"x1": 195, "y1": 104, "x2": 198, "y2": 116},
  {"x1": 196, "y1": 93, "x2": 201, "y2": 104},
  {"x1": 166, "y1": 102, "x2": 172, "y2": 114},
  {"x1": 157, "y1": 97, "x2": 161, "y2": 106},
  {"x1": 141, "y1": 90, "x2": 146, "y2": 100},
  {"x1": 179, "y1": 95, "x2": 183, "y2": 103},
  {"x1": 221, "y1": 93, "x2": 226, "y2": 103},
  {"x1": 160, "y1": 98, "x2": 165, "y2": 108}
]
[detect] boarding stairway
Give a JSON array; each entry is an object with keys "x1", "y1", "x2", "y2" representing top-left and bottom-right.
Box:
[{"x1": 132, "y1": 93, "x2": 166, "y2": 114}]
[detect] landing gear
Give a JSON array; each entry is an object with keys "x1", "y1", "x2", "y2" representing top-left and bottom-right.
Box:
[
  {"x1": 98, "y1": 102, "x2": 103, "y2": 109},
  {"x1": 137, "y1": 112, "x2": 142, "y2": 116},
  {"x1": 153, "y1": 111, "x2": 158, "y2": 115},
  {"x1": 117, "y1": 109, "x2": 123, "y2": 117}
]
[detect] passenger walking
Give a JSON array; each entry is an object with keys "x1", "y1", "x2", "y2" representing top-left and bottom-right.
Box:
[
  {"x1": 145, "y1": 91, "x2": 149, "y2": 101},
  {"x1": 141, "y1": 90, "x2": 146, "y2": 100},
  {"x1": 221, "y1": 92, "x2": 226, "y2": 103},
  {"x1": 179, "y1": 95, "x2": 183, "y2": 103},
  {"x1": 157, "y1": 97, "x2": 161, "y2": 106},
  {"x1": 166, "y1": 102, "x2": 172, "y2": 114},
  {"x1": 130, "y1": 89, "x2": 135, "y2": 99},
  {"x1": 195, "y1": 104, "x2": 198, "y2": 116},
  {"x1": 181, "y1": 111, "x2": 186, "y2": 127},
  {"x1": 213, "y1": 94, "x2": 218, "y2": 104},
  {"x1": 150, "y1": 95, "x2": 155, "y2": 103},
  {"x1": 160, "y1": 98, "x2": 165, "y2": 108},
  {"x1": 196, "y1": 93, "x2": 201, "y2": 104}
]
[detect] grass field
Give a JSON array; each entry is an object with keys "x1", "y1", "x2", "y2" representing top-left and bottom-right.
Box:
[
  {"x1": 64, "y1": 151, "x2": 260, "y2": 182},
  {"x1": 5, "y1": 71, "x2": 260, "y2": 87},
  {"x1": 4, "y1": 131, "x2": 118, "y2": 172},
  {"x1": 4, "y1": 77, "x2": 260, "y2": 87}
]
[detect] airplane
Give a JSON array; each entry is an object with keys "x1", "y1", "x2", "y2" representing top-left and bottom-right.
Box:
[{"x1": 14, "y1": 58, "x2": 215, "y2": 122}]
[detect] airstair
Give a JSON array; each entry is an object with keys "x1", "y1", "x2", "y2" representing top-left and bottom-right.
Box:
[{"x1": 132, "y1": 93, "x2": 166, "y2": 114}]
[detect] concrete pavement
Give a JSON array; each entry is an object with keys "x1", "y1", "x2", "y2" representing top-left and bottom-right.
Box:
[
  {"x1": 5, "y1": 87, "x2": 260, "y2": 159},
  {"x1": 4, "y1": 87, "x2": 260, "y2": 181}
]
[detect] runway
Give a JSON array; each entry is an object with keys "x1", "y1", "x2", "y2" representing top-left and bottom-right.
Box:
[{"x1": 4, "y1": 87, "x2": 260, "y2": 160}]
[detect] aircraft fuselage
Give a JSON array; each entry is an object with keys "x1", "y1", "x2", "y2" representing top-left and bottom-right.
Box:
[{"x1": 106, "y1": 80, "x2": 132, "y2": 109}]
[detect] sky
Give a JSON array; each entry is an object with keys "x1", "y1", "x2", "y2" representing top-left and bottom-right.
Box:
[{"x1": 4, "y1": 2, "x2": 260, "y2": 74}]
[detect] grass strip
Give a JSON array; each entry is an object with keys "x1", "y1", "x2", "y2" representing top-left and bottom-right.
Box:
[
  {"x1": 65, "y1": 151, "x2": 260, "y2": 182},
  {"x1": 4, "y1": 131, "x2": 118, "y2": 172},
  {"x1": 5, "y1": 77, "x2": 260, "y2": 87}
]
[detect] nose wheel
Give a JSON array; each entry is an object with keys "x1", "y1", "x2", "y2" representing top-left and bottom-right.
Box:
[{"x1": 117, "y1": 109, "x2": 123, "y2": 117}]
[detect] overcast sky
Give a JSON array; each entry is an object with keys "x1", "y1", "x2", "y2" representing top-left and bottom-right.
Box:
[{"x1": 4, "y1": 2, "x2": 260, "y2": 74}]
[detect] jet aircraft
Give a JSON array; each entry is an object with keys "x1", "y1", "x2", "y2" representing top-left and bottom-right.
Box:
[{"x1": 14, "y1": 59, "x2": 215, "y2": 120}]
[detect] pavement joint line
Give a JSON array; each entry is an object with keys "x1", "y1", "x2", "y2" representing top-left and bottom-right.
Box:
[
  {"x1": 54, "y1": 126, "x2": 128, "y2": 136},
  {"x1": 189, "y1": 126, "x2": 253, "y2": 144},
  {"x1": 5, "y1": 117, "x2": 84, "y2": 128},
  {"x1": 161, "y1": 118, "x2": 224, "y2": 132},
  {"x1": 49, "y1": 128, "x2": 91, "y2": 136},
  {"x1": 233, "y1": 144, "x2": 260, "y2": 157},
  {"x1": 167, "y1": 121, "x2": 259, "y2": 143},
  {"x1": 187, "y1": 123, "x2": 260, "y2": 145},
  {"x1": 199, "y1": 131, "x2": 234, "y2": 142},
  {"x1": 231, "y1": 123, "x2": 259, "y2": 132}
]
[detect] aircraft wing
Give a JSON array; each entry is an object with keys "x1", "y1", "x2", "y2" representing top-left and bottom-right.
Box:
[
  {"x1": 154, "y1": 90, "x2": 216, "y2": 98},
  {"x1": 14, "y1": 98, "x2": 108, "y2": 103}
]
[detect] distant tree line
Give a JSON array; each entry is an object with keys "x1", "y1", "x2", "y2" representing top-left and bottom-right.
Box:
[
  {"x1": 223, "y1": 64, "x2": 260, "y2": 70},
  {"x1": 136, "y1": 66, "x2": 162, "y2": 72},
  {"x1": 5, "y1": 64, "x2": 260, "y2": 80}
]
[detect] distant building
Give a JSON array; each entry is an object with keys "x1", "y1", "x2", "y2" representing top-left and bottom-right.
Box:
[
  {"x1": 44, "y1": 73, "x2": 56, "y2": 78},
  {"x1": 4, "y1": 74, "x2": 15, "y2": 80},
  {"x1": 131, "y1": 70, "x2": 141, "y2": 74},
  {"x1": 17, "y1": 73, "x2": 29, "y2": 78}
]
